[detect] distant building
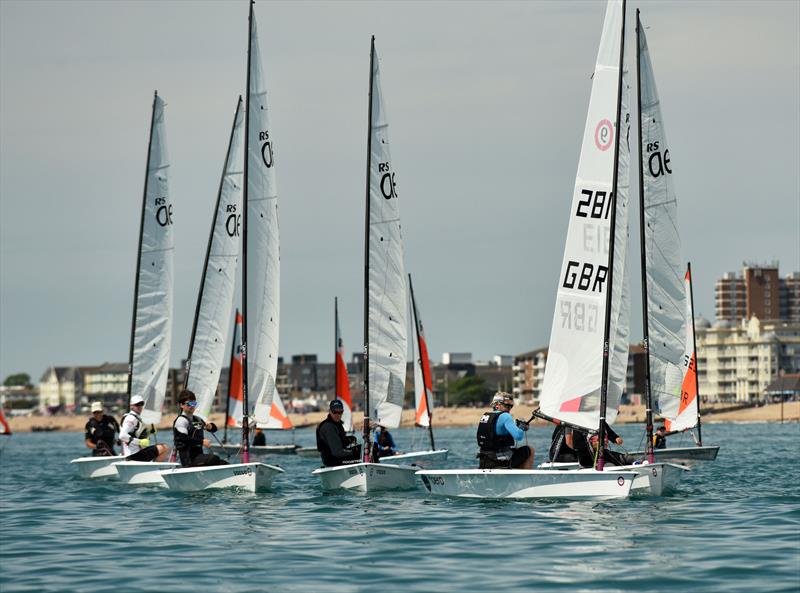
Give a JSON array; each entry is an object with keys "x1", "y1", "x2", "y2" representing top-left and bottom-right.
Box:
[
  {"x1": 696, "y1": 316, "x2": 800, "y2": 403},
  {"x1": 39, "y1": 367, "x2": 79, "y2": 412},
  {"x1": 763, "y1": 374, "x2": 800, "y2": 402},
  {"x1": 81, "y1": 362, "x2": 128, "y2": 411},
  {"x1": 442, "y1": 352, "x2": 472, "y2": 365},
  {"x1": 715, "y1": 263, "x2": 800, "y2": 322}
]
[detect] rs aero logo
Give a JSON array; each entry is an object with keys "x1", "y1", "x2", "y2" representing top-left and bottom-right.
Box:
[
  {"x1": 154, "y1": 197, "x2": 172, "y2": 227},
  {"x1": 595, "y1": 119, "x2": 614, "y2": 151}
]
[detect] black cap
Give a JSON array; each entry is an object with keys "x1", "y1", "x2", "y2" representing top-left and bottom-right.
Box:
[{"x1": 329, "y1": 400, "x2": 345, "y2": 412}]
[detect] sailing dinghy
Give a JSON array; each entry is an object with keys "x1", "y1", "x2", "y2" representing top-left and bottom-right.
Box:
[
  {"x1": 628, "y1": 12, "x2": 717, "y2": 467},
  {"x1": 161, "y1": 2, "x2": 284, "y2": 492},
  {"x1": 71, "y1": 91, "x2": 175, "y2": 481},
  {"x1": 423, "y1": 0, "x2": 656, "y2": 500},
  {"x1": 313, "y1": 37, "x2": 418, "y2": 492},
  {"x1": 385, "y1": 275, "x2": 448, "y2": 467}
]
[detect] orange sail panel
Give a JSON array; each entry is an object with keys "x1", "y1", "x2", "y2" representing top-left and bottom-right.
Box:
[{"x1": 226, "y1": 311, "x2": 244, "y2": 427}]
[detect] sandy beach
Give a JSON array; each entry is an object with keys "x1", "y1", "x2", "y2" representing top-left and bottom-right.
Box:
[{"x1": 7, "y1": 401, "x2": 798, "y2": 433}]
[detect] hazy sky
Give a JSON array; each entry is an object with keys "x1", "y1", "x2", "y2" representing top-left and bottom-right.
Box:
[{"x1": 1, "y1": 0, "x2": 798, "y2": 381}]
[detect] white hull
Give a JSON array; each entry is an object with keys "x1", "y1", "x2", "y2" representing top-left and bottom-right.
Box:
[
  {"x1": 70, "y1": 455, "x2": 126, "y2": 479},
  {"x1": 628, "y1": 445, "x2": 719, "y2": 468},
  {"x1": 296, "y1": 447, "x2": 319, "y2": 458},
  {"x1": 114, "y1": 461, "x2": 179, "y2": 486},
  {"x1": 538, "y1": 461, "x2": 689, "y2": 496},
  {"x1": 417, "y1": 469, "x2": 636, "y2": 500},
  {"x1": 313, "y1": 462, "x2": 419, "y2": 492},
  {"x1": 160, "y1": 462, "x2": 284, "y2": 493},
  {"x1": 208, "y1": 443, "x2": 298, "y2": 456},
  {"x1": 380, "y1": 449, "x2": 448, "y2": 467}
]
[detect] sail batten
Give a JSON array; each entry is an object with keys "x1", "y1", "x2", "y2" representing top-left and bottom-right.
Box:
[
  {"x1": 185, "y1": 98, "x2": 244, "y2": 419},
  {"x1": 129, "y1": 93, "x2": 174, "y2": 426}
]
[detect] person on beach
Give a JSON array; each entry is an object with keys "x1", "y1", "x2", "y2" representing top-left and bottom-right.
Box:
[
  {"x1": 84, "y1": 401, "x2": 120, "y2": 456},
  {"x1": 372, "y1": 424, "x2": 400, "y2": 460},
  {"x1": 172, "y1": 390, "x2": 227, "y2": 467},
  {"x1": 653, "y1": 426, "x2": 668, "y2": 450},
  {"x1": 316, "y1": 400, "x2": 361, "y2": 467},
  {"x1": 120, "y1": 395, "x2": 170, "y2": 462},
  {"x1": 252, "y1": 427, "x2": 266, "y2": 447},
  {"x1": 476, "y1": 392, "x2": 534, "y2": 469},
  {"x1": 548, "y1": 423, "x2": 578, "y2": 463}
]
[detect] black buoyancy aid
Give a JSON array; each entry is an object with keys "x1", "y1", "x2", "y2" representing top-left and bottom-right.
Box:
[
  {"x1": 316, "y1": 417, "x2": 346, "y2": 467},
  {"x1": 476, "y1": 411, "x2": 515, "y2": 454},
  {"x1": 173, "y1": 413, "x2": 206, "y2": 466},
  {"x1": 87, "y1": 416, "x2": 116, "y2": 445},
  {"x1": 121, "y1": 412, "x2": 148, "y2": 441}
]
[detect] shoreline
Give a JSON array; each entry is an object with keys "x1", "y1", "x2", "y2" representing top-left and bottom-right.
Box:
[{"x1": 6, "y1": 401, "x2": 798, "y2": 433}]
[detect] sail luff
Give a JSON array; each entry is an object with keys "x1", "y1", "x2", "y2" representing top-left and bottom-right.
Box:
[
  {"x1": 185, "y1": 97, "x2": 244, "y2": 418},
  {"x1": 596, "y1": 0, "x2": 627, "y2": 470},
  {"x1": 129, "y1": 91, "x2": 174, "y2": 426},
  {"x1": 126, "y1": 91, "x2": 158, "y2": 406},
  {"x1": 635, "y1": 9, "x2": 656, "y2": 462},
  {"x1": 362, "y1": 36, "x2": 376, "y2": 461}
]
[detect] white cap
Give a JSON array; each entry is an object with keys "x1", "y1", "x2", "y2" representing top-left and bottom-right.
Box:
[
  {"x1": 130, "y1": 395, "x2": 146, "y2": 406},
  {"x1": 90, "y1": 401, "x2": 103, "y2": 413}
]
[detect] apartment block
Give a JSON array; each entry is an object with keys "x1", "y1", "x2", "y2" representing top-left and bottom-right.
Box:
[{"x1": 716, "y1": 263, "x2": 800, "y2": 322}]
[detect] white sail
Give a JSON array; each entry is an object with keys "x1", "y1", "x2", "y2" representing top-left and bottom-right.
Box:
[
  {"x1": 186, "y1": 98, "x2": 244, "y2": 419},
  {"x1": 638, "y1": 16, "x2": 690, "y2": 425},
  {"x1": 246, "y1": 10, "x2": 281, "y2": 425},
  {"x1": 606, "y1": 60, "x2": 632, "y2": 425},
  {"x1": 131, "y1": 93, "x2": 174, "y2": 426},
  {"x1": 539, "y1": 0, "x2": 625, "y2": 431},
  {"x1": 665, "y1": 268, "x2": 699, "y2": 431},
  {"x1": 367, "y1": 40, "x2": 407, "y2": 429}
]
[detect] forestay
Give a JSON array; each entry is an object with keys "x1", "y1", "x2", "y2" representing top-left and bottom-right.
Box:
[
  {"x1": 539, "y1": 0, "x2": 625, "y2": 431},
  {"x1": 638, "y1": 19, "x2": 693, "y2": 428},
  {"x1": 186, "y1": 98, "x2": 244, "y2": 418},
  {"x1": 367, "y1": 41, "x2": 407, "y2": 429},
  {"x1": 130, "y1": 93, "x2": 174, "y2": 425},
  {"x1": 246, "y1": 10, "x2": 281, "y2": 425}
]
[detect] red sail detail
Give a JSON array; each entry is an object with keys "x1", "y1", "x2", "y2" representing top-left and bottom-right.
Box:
[
  {"x1": 227, "y1": 314, "x2": 244, "y2": 427},
  {"x1": 0, "y1": 408, "x2": 10, "y2": 435},
  {"x1": 415, "y1": 334, "x2": 432, "y2": 425},
  {"x1": 269, "y1": 400, "x2": 292, "y2": 429},
  {"x1": 335, "y1": 348, "x2": 352, "y2": 410},
  {"x1": 560, "y1": 396, "x2": 582, "y2": 413},
  {"x1": 666, "y1": 352, "x2": 697, "y2": 431}
]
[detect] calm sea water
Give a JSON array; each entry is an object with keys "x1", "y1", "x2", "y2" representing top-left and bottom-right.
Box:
[{"x1": 1, "y1": 422, "x2": 798, "y2": 593}]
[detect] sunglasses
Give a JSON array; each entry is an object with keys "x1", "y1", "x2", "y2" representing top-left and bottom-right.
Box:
[
  {"x1": 182, "y1": 400, "x2": 198, "y2": 408},
  {"x1": 330, "y1": 410, "x2": 343, "y2": 415}
]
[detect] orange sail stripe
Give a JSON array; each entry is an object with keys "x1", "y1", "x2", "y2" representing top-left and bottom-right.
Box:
[
  {"x1": 415, "y1": 335, "x2": 431, "y2": 424},
  {"x1": 269, "y1": 401, "x2": 292, "y2": 429},
  {"x1": 666, "y1": 352, "x2": 697, "y2": 431},
  {"x1": 0, "y1": 409, "x2": 10, "y2": 435},
  {"x1": 335, "y1": 350, "x2": 352, "y2": 409}
]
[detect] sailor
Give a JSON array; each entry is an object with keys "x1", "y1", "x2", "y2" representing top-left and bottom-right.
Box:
[
  {"x1": 172, "y1": 390, "x2": 227, "y2": 467},
  {"x1": 548, "y1": 423, "x2": 578, "y2": 463},
  {"x1": 476, "y1": 392, "x2": 534, "y2": 469},
  {"x1": 316, "y1": 400, "x2": 361, "y2": 467},
  {"x1": 84, "y1": 401, "x2": 120, "y2": 456},
  {"x1": 252, "y1": 427, "x2": 266, "y2": 447},
  {"x1": 573, "y1": 421, "x2": 632, "y2": 467},
  {"x1": 653, "y1": 426, "x2": 668, "y2": 450},
  {"x1": 372, "y1": 424, "x2": 400, "y2": 460},
  {"x1": 120, "y1": 395, "x2": 170, "y2": 462}
]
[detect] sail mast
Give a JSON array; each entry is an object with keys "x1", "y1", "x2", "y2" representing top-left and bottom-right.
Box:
[
  {"x1": 635, "y1": 9, "x2": 656, "y2": 463},
  {"x1": 687, "y1": 262, "x2": 703, "y2": 445},
  {"x1": 408, "y1": 274, "x2": 435, "y2": 451},
  {"x1": 334, "y1": 296, "x2": 339, "y2": 408},
  {"x1": 362, "y1": 36, "x2": 376, "y2": 462},
  {"x1": 126, "y1": 91, "x2": 158, "y2": 405},
  {"x1": 596, "y1": 0, "x2": 627, "y2": 471},
  {"x1": 241, "y1": 0, "x2": 254, "y2": 463},
  {"x1": 184, "y1": 96, "x2": 243, "y2": 392},
  {"x1": 223, "y1": 308, "x2": 240, "y2": 444}
]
